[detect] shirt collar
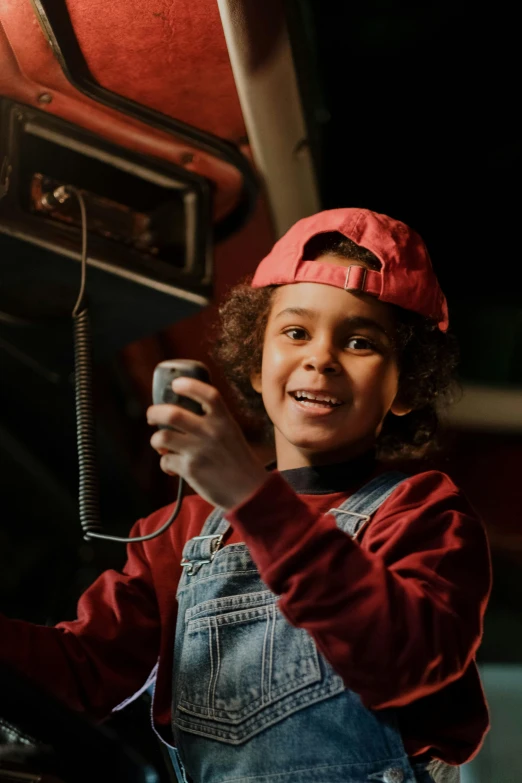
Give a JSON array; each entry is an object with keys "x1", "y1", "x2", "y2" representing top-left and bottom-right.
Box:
[{"x1": 266, "y1": 450, "x2": 376, "y2": 495}]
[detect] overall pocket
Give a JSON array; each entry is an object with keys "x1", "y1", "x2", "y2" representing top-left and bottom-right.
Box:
[{"x1": 175, "y1": 589, "x2": 342, "y2": 743}]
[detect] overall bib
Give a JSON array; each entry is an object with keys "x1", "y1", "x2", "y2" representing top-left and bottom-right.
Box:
[{"x1": 168, "y1": 472, "x2": 459, "y2": 783}]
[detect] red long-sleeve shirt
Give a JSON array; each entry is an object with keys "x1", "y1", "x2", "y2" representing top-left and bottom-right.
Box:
[{"x1": 0, "y1": 461, "x2": 491, "y2": 765}]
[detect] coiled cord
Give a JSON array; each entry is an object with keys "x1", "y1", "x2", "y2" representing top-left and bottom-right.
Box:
[
  {"x1": 59, "y1": 184, "x2": 185, "y2": 543},
  {"x1": 73, "y1": 307, "x2": 102, "y2": 536}
]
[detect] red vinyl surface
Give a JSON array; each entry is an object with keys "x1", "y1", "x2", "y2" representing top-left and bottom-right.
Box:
[
  {"x1": 0, "y1": 0, "x2": 246, "y2": 221},
  {"x1": 65, "y1": 0, "x2": 245, "y2": 140}
]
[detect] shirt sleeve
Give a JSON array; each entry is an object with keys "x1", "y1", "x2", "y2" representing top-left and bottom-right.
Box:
[
  {"x1": 225, "y1": 470, "x2": 492, "y2": 710},
  {"x1": 0, "y1": 516, "x2": 161, "y2": 721}
]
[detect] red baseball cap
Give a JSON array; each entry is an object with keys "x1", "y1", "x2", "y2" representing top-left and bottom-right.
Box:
[{"x1": 251, "y1": 207, "x2": 449, "y2": 331}]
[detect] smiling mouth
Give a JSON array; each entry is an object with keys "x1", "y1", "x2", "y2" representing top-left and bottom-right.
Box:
[{"x1": 289, "y1": 391, "x2": 344, "y2": 409}]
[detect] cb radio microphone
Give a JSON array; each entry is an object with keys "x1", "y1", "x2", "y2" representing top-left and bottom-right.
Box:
[{"x1": 83, "y1": 359, "x2": 211, "y2": 543}]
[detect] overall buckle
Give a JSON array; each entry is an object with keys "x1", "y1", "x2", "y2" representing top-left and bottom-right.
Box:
[{"x1": 180, "y1": 534, "x2": 224, "y2": 575}]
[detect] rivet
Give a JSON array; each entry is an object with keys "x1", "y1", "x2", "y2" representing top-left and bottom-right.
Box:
[{"x1": 37, "y1": 93, "x2": 53, "y2": 105}]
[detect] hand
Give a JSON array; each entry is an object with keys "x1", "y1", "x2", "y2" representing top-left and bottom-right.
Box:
[{"x1": 147, "y1": 377, "x2": 269, "y2": 510}]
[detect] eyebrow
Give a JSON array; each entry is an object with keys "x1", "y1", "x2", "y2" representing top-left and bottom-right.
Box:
[{"x1": 273, "y1": 307, "x2": 391, "y2": 337}]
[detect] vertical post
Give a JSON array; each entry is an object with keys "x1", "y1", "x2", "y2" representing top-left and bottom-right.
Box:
[{"x1": 217, "y1": 0, "x2": 321, "y2": 237}]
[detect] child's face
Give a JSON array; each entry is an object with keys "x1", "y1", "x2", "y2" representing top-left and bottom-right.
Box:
[{"x1": 250, "y1": 256, "x2": 411, "y2": 469}]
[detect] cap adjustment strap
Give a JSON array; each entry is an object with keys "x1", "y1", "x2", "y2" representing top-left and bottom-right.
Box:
[{"x1": 344, "y1": 265, "x2": 368, "y2": 292}]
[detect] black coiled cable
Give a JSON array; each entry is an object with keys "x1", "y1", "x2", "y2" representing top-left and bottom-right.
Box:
[
  {"x1": 73, "y1": 307, "x2": 103, "y2": 536},
  {"x1": 61, "y1": 185, "x2": 185, "y2": 543}
]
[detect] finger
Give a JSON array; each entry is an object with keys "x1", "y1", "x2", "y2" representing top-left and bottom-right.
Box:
[
  {"x1": 170, "y1": 377, "x2": 223, "y2": 415},
  {"x1": 160, "y1": 453, "x2": 179, "y2": 476},
  {"x1": 150, "y1": 428, "x2": 185, "y2": 454},
  {"x1": 146, "y1": 403, "x2": 202, "y2": 433}
]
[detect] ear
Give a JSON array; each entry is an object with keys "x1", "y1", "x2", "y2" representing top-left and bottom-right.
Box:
[
  {"x1": 250, "y1": 371, "x2": 262, "y2": 394},
  {"x1": 390, "y1": 395, "x2": 413, "y2": 417}
]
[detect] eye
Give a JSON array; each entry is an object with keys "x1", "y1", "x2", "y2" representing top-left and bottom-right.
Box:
[
  {"x1": 283, "y1": 327, "x2": 309, "y2": 340},
  {"x1": 346, "y1": 336, "x2": 377, "y2": 351}
]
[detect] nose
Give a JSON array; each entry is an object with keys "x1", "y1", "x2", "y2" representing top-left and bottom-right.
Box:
[{"x1": 302, "y1": 340, "x2": 342, "y2": 375}]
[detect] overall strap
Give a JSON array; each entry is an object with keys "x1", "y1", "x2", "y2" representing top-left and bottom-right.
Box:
[
  {"x1": 328, "y1": 471, "x2": 408, "y2": 538},
  {"x1": 199, "y1": 505, "x2": 228, "y2": 537},
  {"x1": 179, "y1": 506, "x2": 228, "y2": 574}
]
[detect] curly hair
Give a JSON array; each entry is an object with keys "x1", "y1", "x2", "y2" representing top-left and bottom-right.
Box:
[{"x1": 211, "y1": 232, "x2": 459, "y2": 460}]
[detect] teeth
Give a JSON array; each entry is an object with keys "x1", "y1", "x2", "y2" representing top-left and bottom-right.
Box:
[{"x1": 293, "y1": 391, "x2": 342, "y2": 405}]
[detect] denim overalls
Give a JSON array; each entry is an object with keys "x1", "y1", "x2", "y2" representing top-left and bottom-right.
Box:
[{"x1": 167, "y1": 472, "x2": 458, "y2": 783}]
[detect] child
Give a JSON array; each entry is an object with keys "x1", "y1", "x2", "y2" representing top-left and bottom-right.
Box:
[{"x1": 0, "y1": 208, "x2": 491, "y2": 783}]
